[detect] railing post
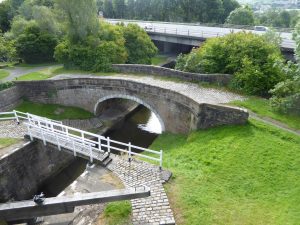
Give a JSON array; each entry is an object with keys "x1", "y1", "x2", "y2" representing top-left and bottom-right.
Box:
[
  {"x1": 188, "y1": 30, "x2": 189, "y2": 36},
  {"x1": 128, "y1": 142, "x2": 132, "y2": 162},
  {"x1": 72, "y1": 139, "x2": 76, "y2": 157},
  {"x1": 89, "y1": 144, "x2": 93, "y2": 163},
  {"x1": 56, "y1": 134, "x2": 61, "y2": 151},
  {"x1": 159, "y1": 150, "x2": 163, "y2": 171},
  {"x1": 98, "y1": 137, "x2": 102, "y2": 152},
  {"x1": 13, "y1": 110, "x2": 20, "y2": 125},
  {"x1": 107, "y1": 137, "x2": 111, "y2": 154},
  {"x1": 27, "y1": 125, "x2": 33, "y2": 141},
  {"x1": 41, "y1": 129, "x2": 46, "y2": 146}
]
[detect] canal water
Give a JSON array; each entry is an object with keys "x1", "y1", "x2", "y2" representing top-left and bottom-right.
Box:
[{"x1": 39, "y1": 105, "x2": 162, "y2": 197}]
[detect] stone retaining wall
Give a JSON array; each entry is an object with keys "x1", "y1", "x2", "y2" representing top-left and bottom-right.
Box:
[
  {"x1": 112, "y1": 64, "x2": 232, "y2": 85},
  {"x1": 0, "y1": 86, "x2": 23, "y2": 112},
  {"x1": 0, "y1": 141, "x2": 74, "y2": 202}
]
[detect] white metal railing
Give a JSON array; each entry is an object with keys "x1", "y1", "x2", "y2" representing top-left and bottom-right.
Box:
[{"x1": 0, "y1": 111, "x2": 163, "y2": 168}]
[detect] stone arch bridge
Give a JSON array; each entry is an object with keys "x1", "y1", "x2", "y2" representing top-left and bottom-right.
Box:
[{"x1": 15, "y1": 77, "x2": 248, "y2": 133}]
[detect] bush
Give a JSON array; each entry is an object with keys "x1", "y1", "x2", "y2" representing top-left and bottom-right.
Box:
[
  {"x1": 120, "y1": 24, "x2": 158, "y2": 64},
  {"x1": 55, "y1": 22, "x2": 128, "y2": 72},
  {"x1": 270, "y1": 62, "x2": 300, "y2": 115},
  {"x1": 175, "y1": 32, "x2": 285, "y2": 96},
  {"x1": 0, "y1": 82, "x2": 14, "y2": 91},
  {"x1": 15, "y1": 24, "x2": 58, "y2": 63},
  {"x1": 55, "y1": 39, "x2": 127, "y2": 72},
  {"x1": 0, "y1": 34, "x2": 17, "y2": 62}
]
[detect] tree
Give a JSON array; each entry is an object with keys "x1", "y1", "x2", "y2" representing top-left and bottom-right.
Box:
[
  {"x1": 103, "y1": 0, "x2": 114, "y2": 18},
  {"x1": 15, "y1": 24, "x2": 58, "y2": 63},
  {"x1": 0, "y1": 1, "x2": 13, "y2": 32},
  {"x1": 175, "y1": 32, "x2": 285, "y2": 96},
  {"x1": 226, "y1": 6, "x2": 255, "y2": 25},
  {"x1": 113, "y1": 0, "x2": 125, "y2": 19},
  {"x1": 221, "y1": 0, "x2": 240, "y2": 22},
  {"x1": 56, "y1": 0, "x2": 99, "y2": 43},
  {"x1": 121, "y1": 23, "x2": 158, "y2": 64},
  {"x1": 0, "y1": 34, "x2": 17, "y2": 62}
]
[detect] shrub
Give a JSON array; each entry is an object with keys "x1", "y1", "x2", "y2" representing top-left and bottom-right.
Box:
[
  {"x1": 55, "y1": 22, "x2": 128, "y2": 72},
  {"x1": 175, "y1": 32, "x2": 285, "y2": 96},
  {"x1": 121, "y1": 24, "x2": 158, "y2": 64},
  {"x1": 55, "y1": 39, "x2": 127, "y2": 72},
  {"x1": 270, "y1": 62, "x2": 300, "y2": 115},
  {"x1": 0, "y1": 82, "x2": 14, "y2": 91},
  {"x1": 0, "y1": 34, "x2": 17, "y2": 62},
  {"x1": 15, "y1": 24, "x2": 58, "y2": 63}
]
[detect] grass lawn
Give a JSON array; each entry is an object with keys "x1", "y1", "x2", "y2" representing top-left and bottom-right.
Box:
[
  {"x1": 231, "y1": 97, "x2": 300, "y2": 130},
  {"x1": 0, "y1": 70, "x2": 9, "y2": 80},
  {"x1": 151, "y1": 55, "x2": 169, "y2": 65},
  {"x1": 15, "y1": 101, "x2": 94, "y2": 120},
  {"x1": 150, "y1": 119, "x2": 300, "y2": 225},
  {"x1": 0, "y1": 138, "x2": 20, "y2": 149},
  {"x1": 97, "y1": 201, "x2": 132, "y2": 225}
]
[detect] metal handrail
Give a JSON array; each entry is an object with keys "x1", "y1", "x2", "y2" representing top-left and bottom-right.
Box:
[{"x1": 0, "y1": 111, "x2": 163, "y2": 168}]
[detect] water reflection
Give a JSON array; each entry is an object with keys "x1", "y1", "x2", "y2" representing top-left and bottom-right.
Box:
[{"x1": 106, "y1": 105, "x2": 162, "y2": 148}]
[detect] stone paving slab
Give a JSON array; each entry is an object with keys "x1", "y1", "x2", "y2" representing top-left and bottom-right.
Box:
[{"x1": 108, "y1": 155, "x2": 176, "y2": 225}]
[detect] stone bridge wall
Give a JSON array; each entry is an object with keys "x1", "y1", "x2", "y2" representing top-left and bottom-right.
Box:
[
  {"x1": 15, "y1": 78, "x2": 248, "y2": 134},
  {"x1": 112, "y1": 64, "x2": 232, "y2": 85}
]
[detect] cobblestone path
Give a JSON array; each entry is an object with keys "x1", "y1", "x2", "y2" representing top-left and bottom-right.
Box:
[
  {"x1": 54, "y1": 74, "x2": 245, "y2": 104},
  {"x1": 0, "y1": 121, "x2": 26, "y2": 138},
  {"x1": 108, "y1": 155, "x2": 175, "y2": 225}
]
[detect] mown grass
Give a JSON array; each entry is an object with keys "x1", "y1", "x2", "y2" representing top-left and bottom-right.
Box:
[
  {"x1": 0, "y1": 70, "x2": 9, "y2": 80},
  {"x1": 0, "y1": 138, "x2": 20, "y2": 149},
  {"x1": 231, "y1": 97, "x2": 300, "y2": 130},
  {"x1": 150, "y1": 119, "x2": 300, "y2": 225},
  {"x1": 15, "y1": 101, "x2": 94, "y2": 120},
  {"x1": 151, "y1": 55, "x2": 169, "y2": 65},
  {"x1": 98, "y1": 201, "x2": 132, "y2": 225}
]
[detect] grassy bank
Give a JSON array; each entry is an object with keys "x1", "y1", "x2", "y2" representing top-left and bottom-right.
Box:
[
  {"x1": 231, "y1": 97, "x2": 300, "y2": 130},
  {"x1": 151, "y1": 55, "x2": 169, "y2": 65},
  {"x1": 0, "y1": 70, "x2": 9, "y2": 80},
  {"x1": 150, "y1": 119, "x2": 300, "y2": 225},
  {"x1": 15, "y1": 101, "x2": 94, "y2": 120},
  {"x1": 0, "y1": 138, "x2": 20, "y2": 149},
  {"x1": 97, "y1": 201, "x2": 132, "y2": 225}
]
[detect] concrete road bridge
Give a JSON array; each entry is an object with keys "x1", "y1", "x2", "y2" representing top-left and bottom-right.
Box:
[
  {"x1": 107, "y1": 19, "x2": 296, "y2": 60},
  {"x1": 11, "y1": 75, "x2": 249, "y2": 134}
]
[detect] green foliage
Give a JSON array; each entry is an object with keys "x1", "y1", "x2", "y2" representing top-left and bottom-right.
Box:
[
  {"x1": 102, "y1": 201, "x2": 132, "y2": 225},
  {"x1": 150, "y1": 120, "x2": 300, "y2": 225},
  {"x1": 15, "y1": 24, "x2": 58, "y2": 63},
  {"x1": 151, "y1": 55, "x2": 168, "y2": 65},
  {"x1": 56, "y1": 0, "x2": 99, "y2": 44},
  {"x1": 231, "y1": 97, "x2": 300, "y2": 130},
  {"x1": 226, "y1": 6, "x2": 255, "y2": 25},
  {"x1": 121, "y1": 24, "x2": 158, "y2": 64},
  {"x1": 0, "y1": 0, "x2": 12, "y2": 32},
  {"x1": 15, "y1": 101, "x2": 94, "y2": 120},
  {"x1": 0, "y1": 82, "x2": 14, "y2": 91},
  {"x1": 256, "y1": 9, "x2": 299, "y2": 28},
  {"x1": 0, "y1": 34, "x2": 17, "y2": 62},
  {"x1": 270, "y1": 62, "x2": 300, "y2": 115},
  {"x1": 175, "y1": 32, "x2": 285, "y2": 96},
  {"x1": 55, "y1": 35, "x2": 127, "y2": 72},
  {"x1": 98, "y1": 0, "x2": 240, "y2": 23}
]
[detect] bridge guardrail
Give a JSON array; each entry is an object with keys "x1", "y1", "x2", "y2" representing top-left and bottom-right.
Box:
[{"x1": 0, "y1": 111, "x2": 163, "y2": 168}]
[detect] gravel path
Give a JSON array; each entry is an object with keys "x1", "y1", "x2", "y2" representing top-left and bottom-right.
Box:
[
  {"x1": 2, "y1": 65, "x2": 59, "y2": 82},
  {"x1": 53, "y1": 74, "x2": 245, "y2": 104}
]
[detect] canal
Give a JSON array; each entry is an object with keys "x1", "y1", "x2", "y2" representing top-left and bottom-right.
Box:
[{"x1": 39, "y1": 105, "x2": 162, "y2": 197}]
